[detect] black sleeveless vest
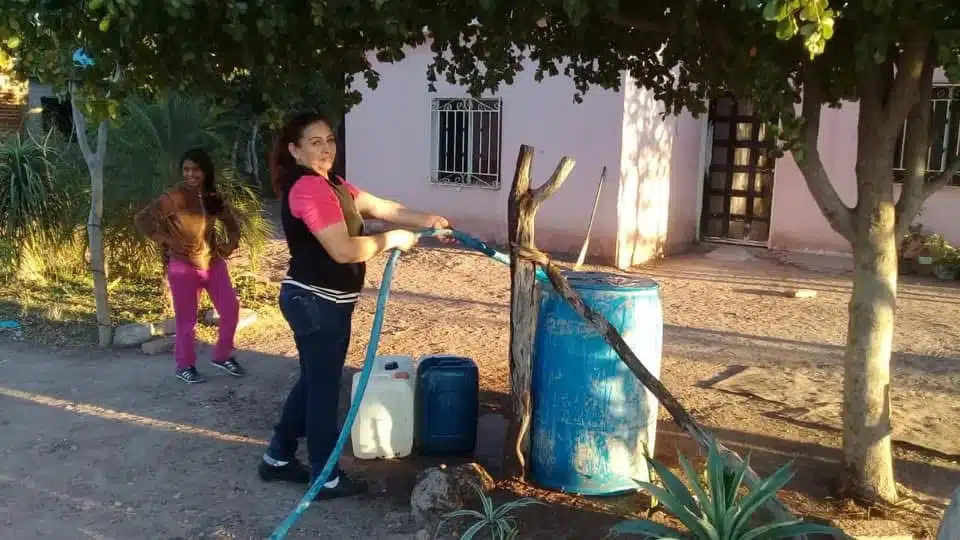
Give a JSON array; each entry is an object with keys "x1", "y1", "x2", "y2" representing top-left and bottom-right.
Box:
[{"x1": 279, "y1": 165, "x2": 366, "y2": 293}]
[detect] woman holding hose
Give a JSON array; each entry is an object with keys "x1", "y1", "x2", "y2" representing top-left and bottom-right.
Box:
[{"x1": 258, "y1": 111, "x2": 453, "y2": 499}]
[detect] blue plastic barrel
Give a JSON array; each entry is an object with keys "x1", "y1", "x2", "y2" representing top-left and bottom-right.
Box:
[
  {"x1": 415, "y1": 355, "x2": 480, "y2": 455},
  {"x1": 530, "y1": 271, "x2": 663, "y2": 496}
]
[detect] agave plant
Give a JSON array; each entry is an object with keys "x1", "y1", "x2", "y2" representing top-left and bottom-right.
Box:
[
  {"x1": 436, "y1": 483, "x2": 544, "y2": 540},
  {"x1": 611, "y1": 441, "x2": 850, "y2": 539},
  {"x1": 0, "y1": 128, "x2": 81, "y2": 241}
]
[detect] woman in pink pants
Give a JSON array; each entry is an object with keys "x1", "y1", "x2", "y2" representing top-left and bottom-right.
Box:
[{"x1": 135, "y1": 148, "x2": 245, "y2": 384}]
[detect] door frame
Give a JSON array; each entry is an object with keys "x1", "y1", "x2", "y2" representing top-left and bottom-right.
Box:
[
  {"x1": 694, "y1": 114, "x2": 710, "y2": 243},
  {"x1": 695, "y1": 97, "x2": 777, "y2": 247}
]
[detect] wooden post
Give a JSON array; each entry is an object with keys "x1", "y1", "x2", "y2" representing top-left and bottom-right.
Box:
[
  {"x1": 503, "y1": 144, "x2": 576, "y2": 480},
  {"x1": 515, "y1": 244, "x2": 800, "y2": 530}
]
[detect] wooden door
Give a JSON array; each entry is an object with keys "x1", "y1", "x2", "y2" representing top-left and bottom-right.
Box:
[{"x1": 700, "y1": 96, "x2": 776, "y2": 244}]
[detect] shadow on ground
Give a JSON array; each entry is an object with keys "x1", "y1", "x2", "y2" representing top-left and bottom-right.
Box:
[{"x1": 0, "y1": 341, "x2": 622, "y2": 539}]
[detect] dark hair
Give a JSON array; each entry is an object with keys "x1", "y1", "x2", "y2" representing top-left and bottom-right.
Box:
[
  {"x1": 180, "y1": 147, "x2": 223, "y2": 215},
  {"x1": 269, "y1": 111, "x2": 334, "y2": 196}
]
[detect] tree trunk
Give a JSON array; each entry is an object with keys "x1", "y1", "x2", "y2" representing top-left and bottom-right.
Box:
[
  {"x1": 250, "y1": 121, "x2": 261, "y2": 188},
  {"x1": 502, "y1": 145, "x2": 575, "y2": 479},
  {"x1": 793, "y1": 68, "x2": 903, "y2": 503},
  {"x1": 70, "y1": 83, "x2": 112, "y2": 347},
  {"x1": 87, "y1": 153, "x2": 111, "y2": 347},
  {"x1": 844, "y1": 179, "x2": 899, "y2": 503}
]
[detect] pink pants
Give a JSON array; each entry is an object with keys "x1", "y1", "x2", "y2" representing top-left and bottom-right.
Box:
[{"x1": 167, "y1": 257, "x2": 240, "y2": 370}]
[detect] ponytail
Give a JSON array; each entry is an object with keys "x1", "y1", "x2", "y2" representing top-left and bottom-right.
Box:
[
  {"x1": 269, "y1": 136, "x2": 296, "y2": 197},
  {"x1": 269, "y1": 111, "x2": 334, "y2": 198}
]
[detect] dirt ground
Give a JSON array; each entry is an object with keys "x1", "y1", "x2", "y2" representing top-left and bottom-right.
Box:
[{"x1": 2, "y1": 235, "x2": 959, "y2": 539}]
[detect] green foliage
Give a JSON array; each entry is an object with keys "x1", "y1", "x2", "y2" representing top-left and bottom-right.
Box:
[
  {"x1": 0, "y1": 129, "x2": 87, "y2": 277},
  {"x1": 0, "y1": 129, "x2": 83, "y2": 241},
  {"x1": 611, "y1": 441, "x2": 850, "y2": 539},
  {"x1": 2, "y1": 0, "x2": 958, "y2": 152},
  {"x1": 0, "y1": 269, "x2": 280, "y2": 347},
  {"x1": 410, "y1": 0, "x2": 959, "y2": 158},
  {"x1": 762, "y1": 0, "x2": 836, "y2": 58},
  {"x1": 0, "y1": 0, "x2": 430, "y2": 121},
  {"x1": 437, "y1": 483, "x2": 544, "y2": 540}
]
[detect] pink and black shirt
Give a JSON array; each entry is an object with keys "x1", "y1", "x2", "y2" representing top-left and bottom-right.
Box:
[{"x1": 279, "y1": 165, "x2": 367, "y2": 304}]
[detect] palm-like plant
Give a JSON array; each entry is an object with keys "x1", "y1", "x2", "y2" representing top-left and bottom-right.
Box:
[
  {"x1": 437, "y1": 483, "x2": 544, "y2": 540},
  {"x1": 0, "y1": 129, "x2": 87, "y2": 277},
  {"x1": 0, "y1": 129, "x2": 81, "y2": 240},
  {"x1": 611, "y1": 441, "x2": 850, "y2": 540}
]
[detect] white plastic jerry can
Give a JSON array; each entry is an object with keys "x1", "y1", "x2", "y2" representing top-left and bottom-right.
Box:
[{"x1": 350, "y1": 355, "x2": 416, "y2": 459}]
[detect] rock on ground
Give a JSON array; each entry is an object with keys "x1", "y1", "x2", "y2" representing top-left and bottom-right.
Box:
[
  {"x1": 786, "y1": 288, "x2": 817, "y2": 298},
  {"x1": 410, "y1": 462, "x2": 495, "y2": 528},
  {"x1": 141, "y1": 336, "x2": 176, "y2": 356},
  {"x1": 112, "y1": 323, "x2": 153, "y2": 347},
  {"x1": 153, "y1": 318, "x2": 176, "y2": 336},
  {"x1": 204, "y1": 308, "x2": 258, "y2": 331}
]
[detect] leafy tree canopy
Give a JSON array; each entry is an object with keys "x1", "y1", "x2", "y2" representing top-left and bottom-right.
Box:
[
  {"x1": 3, "y1": 0, "x2": 955, "y2": 145},
  {"x1": 0, "y1": 0, "x2": 430, "y2": 122},
  {"x1": 419, "y1": 0, "x2": 957, "y2": 147}
]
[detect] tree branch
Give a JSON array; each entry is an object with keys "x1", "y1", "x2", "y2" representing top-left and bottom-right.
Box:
[
  {"x1": 532, "y1": 157, "x2": 576, "y2": 205},
  {"x1": 895, "y1": 45, "x2": 936, "y2": 238},
  {"x1": 605, "y1": 12, "x2": 673, "y2": 33},
  {"x1": 514, "y1": 244, "x2": 800, "y2": 532},
  {"x1": 922, "y1": 157, "x2": 960, "y2": 201},
  {"x1": 884, "y1": 28, "x2": 933, "y2": 131},
  {"x1": 68, "y1": 81, "x2": 96, "y2": 164},
  {"x1": 94, "y1": 119, "x2": 108, "y2": 165},
  {"x1": 794, "y1": 68, "x2": 856, "y2": 241}
]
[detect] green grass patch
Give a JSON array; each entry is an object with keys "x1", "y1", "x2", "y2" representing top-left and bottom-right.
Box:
[{"x1": 0, "y1": 270, "x2": 279, "y2": 347}]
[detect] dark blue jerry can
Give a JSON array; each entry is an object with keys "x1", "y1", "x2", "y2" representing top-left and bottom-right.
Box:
[
  {"x1": 530, "y1": 270, "x2": 663, "y2": 496},
  {"x1": 415, "y1": 355, "x2": 479, "y2": 455}
]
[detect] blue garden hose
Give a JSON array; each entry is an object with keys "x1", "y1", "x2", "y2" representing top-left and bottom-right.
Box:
[{"x1": 268, "y1": 228, "x2": 536, "y2": 539}]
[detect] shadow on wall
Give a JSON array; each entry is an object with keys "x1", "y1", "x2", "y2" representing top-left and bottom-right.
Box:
[{"x1": 616, "y1": 78, "x2": 675, "y2": 269}]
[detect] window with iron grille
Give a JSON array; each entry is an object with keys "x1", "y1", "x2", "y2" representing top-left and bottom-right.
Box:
[
  {"x1": 893, "y1": 84, "x2": 960, "y2": 186},
  {"x1": 430, "y1": 97, "x2": 503, "y2": 189}
]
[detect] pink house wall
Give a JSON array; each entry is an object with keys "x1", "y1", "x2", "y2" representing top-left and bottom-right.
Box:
[
  {"x1": 614, "y1": 76, "x2": 705, "y2": 268},
  {"x1": 769, "y1": 71, "x2": 960, "y2": 253},
  {"x1": 346, "y1": 50, "x2": 960, "y2": 262},
  {"x1": 345, "y1": 45, "x2": 706, "y2": 267},
  {"x1": 345, "y1": 46, "x2": 625, "y2": 261}
]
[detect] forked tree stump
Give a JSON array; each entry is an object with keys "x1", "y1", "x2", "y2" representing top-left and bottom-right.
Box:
[{"x1": 502, "y1": 144, "x2": 576, "y2": 480}]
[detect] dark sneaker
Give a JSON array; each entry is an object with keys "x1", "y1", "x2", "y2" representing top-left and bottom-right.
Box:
[
  {"x1": 211, "y1": 357, "x2": 246, "y2": 377},
  {"x1": 176, "y1": 367, "x2": 206, "y2": 384},
  {"x1": 312, "y1": 473, "x2": 368, "y2": 501},
  {"x1": 258, "y1": 458, "x2": 311, "y2": 484}
]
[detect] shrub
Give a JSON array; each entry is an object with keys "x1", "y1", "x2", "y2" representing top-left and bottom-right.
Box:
[
  {"x1": 0, "y1": 129, "x2": 86, "y2": 279},
  {"x1": 437, "y1": 484, "x2": 543, "y2": 540}
]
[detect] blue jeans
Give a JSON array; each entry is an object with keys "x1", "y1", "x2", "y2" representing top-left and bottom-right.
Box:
[{"x1": 266, "y1": 284, "x2": 355, "y2": 480}]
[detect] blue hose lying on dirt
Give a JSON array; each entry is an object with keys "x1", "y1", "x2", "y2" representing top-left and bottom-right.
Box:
[{"x1": 269, "y1": 228, "x2": 541, "y2": 539}]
